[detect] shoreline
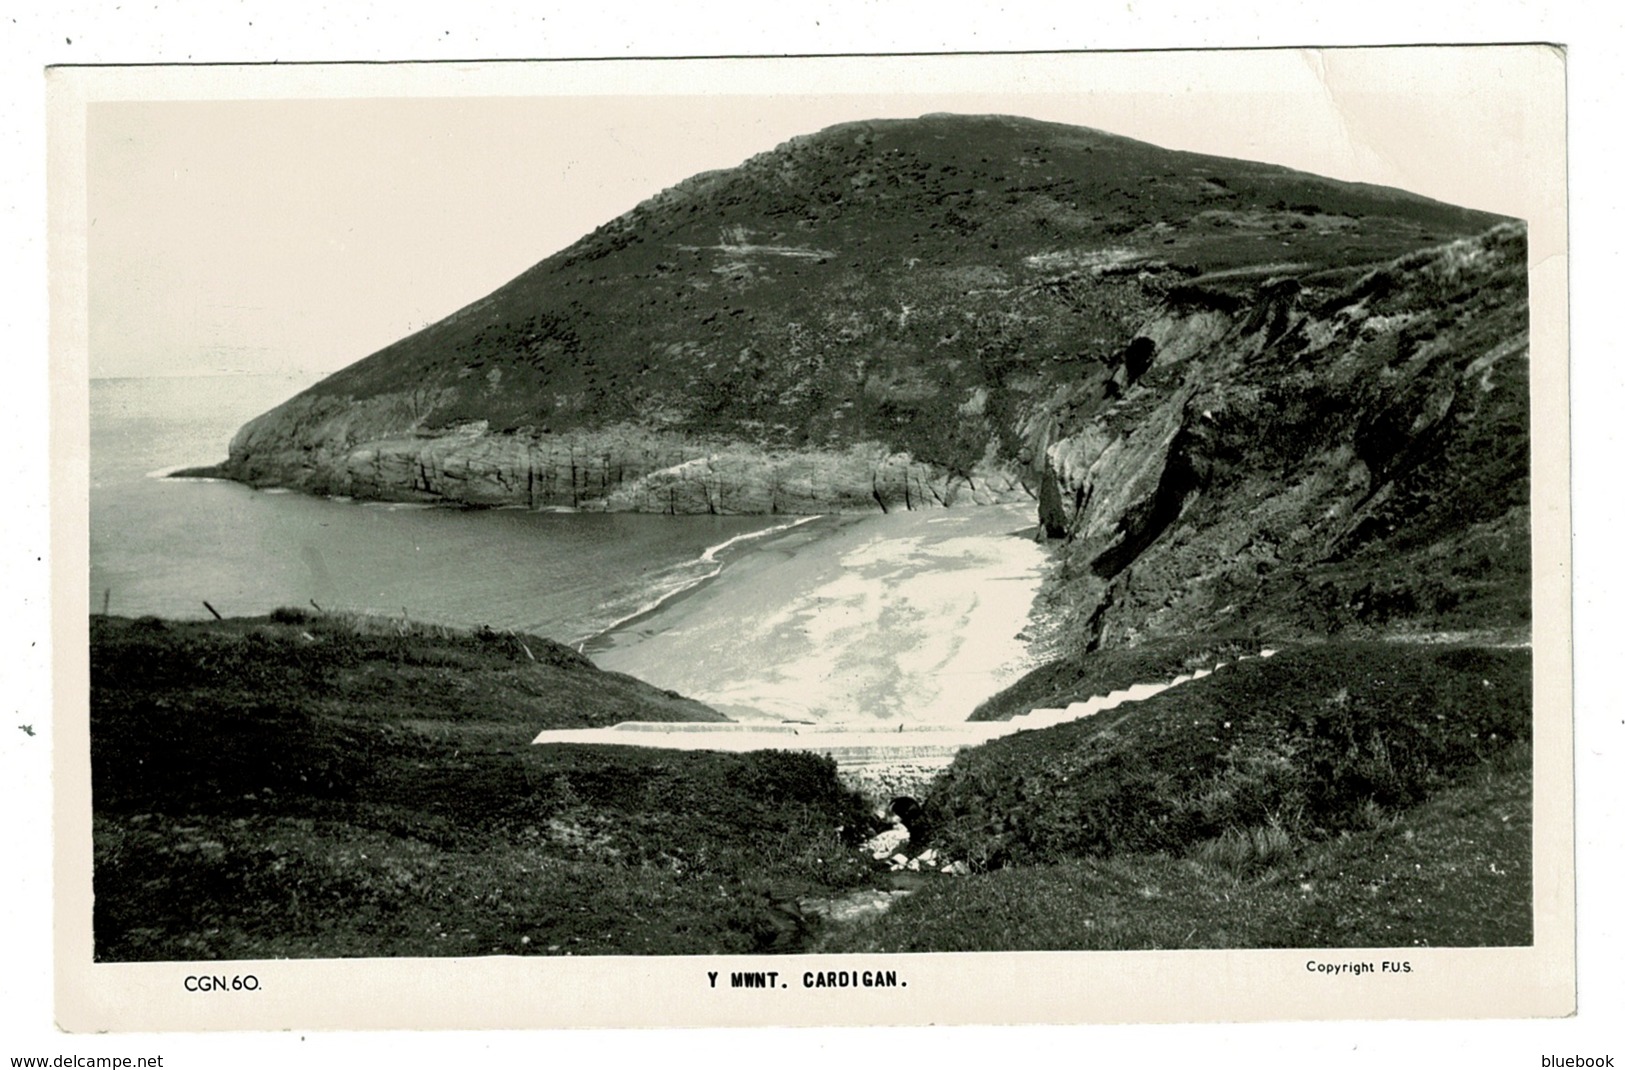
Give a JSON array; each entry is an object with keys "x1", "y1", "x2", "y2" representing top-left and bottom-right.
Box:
[
  {"x1": 589, "y1": 501, "x2": 1052, "y2": 725},
  {"x1": 575, "y1": 513, "x2": 845, "y2": 653}
]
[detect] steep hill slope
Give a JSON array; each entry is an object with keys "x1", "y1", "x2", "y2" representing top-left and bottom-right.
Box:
[
  {"x1": 1021, "y1": 222, "x2": 1529, "y2": 660},
  {"x1": 200, "y1": 113, "x2": 1509, "y2": 516}
]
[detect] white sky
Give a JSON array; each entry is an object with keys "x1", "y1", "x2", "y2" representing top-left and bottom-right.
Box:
[{"x1": 80, "y1": 48, "x2": 1563, "y2": 380}]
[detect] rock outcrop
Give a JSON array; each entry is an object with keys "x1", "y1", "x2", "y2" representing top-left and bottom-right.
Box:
[
  {"x1": 220, "y1": 398, "x2": 1029, "y2": 514},
  {"x1": 1025, "y1": 223, "x2": 1531, "y2": 652}
]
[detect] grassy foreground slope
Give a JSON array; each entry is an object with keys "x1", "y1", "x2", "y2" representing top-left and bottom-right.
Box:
[
  {"x1": 90, "y1": 620, "x2": 1534, "y2": 956},
  {"x1": 822, "y1": 754, "x2": 1530, "y2": 952},
  {"x1": 91, "y1": 613, "x2": 881, "y2": 960},
  {"x1": 824, "y1": 641, "x2": 1532, "y2": 952}
]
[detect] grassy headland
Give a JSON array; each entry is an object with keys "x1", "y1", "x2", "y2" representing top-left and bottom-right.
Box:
[{"x1": 202, "y1": 114, "x2": 1511, "y2": 515}]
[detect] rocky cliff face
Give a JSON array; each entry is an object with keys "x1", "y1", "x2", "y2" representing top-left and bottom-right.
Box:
[
  {"x1": 1026, "y1": 223, "x2": 1530, "y2": 652},
  {"x1": 201, "y1": 113, "x2": 1509, "y2": 517},
  {"x1": 223, "y1": 396, "x2": 1029, "y2": 514}
]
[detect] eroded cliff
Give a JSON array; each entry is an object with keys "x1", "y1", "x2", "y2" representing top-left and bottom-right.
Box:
[{"x1": 1019, "y1": 223, "x2": 1530, "y2": 659}]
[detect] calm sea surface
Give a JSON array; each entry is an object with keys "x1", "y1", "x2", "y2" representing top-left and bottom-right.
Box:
[{"x1": 89, "y1": 375, "x2": 796, "y2": 645}]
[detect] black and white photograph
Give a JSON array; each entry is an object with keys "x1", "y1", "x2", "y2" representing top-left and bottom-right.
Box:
[{"x1": 39, "y1": 41, "x2": 1578, "y2": 1037}]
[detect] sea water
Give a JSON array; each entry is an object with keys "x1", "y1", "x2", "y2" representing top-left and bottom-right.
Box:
[{"x1": 89, "y1": 375, "x2": 798, "y2": 646}]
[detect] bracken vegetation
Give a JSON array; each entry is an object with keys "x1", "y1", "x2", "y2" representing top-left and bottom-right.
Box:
[
  {"x1": 928, "y1": 643, "x2": 1528, "y2": 868},
  {"x1": 91, "y1": 613, "x2": 882, "y2": 960},
  {"x1": 819, "y1": 744, "x2": 1531, "y2": 952},
  {"x1": 819, "y1": 641, "x2": 1532, "y2": 952}
]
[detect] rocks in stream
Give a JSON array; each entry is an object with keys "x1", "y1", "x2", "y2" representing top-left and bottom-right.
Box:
[{"x1": 862, "y1": 820, "x2": 964, "y2": 874}]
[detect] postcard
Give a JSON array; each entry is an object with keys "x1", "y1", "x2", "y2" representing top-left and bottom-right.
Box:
[{"x1": 48, "y1": 45, "x2": 1571, "y2": 1031}]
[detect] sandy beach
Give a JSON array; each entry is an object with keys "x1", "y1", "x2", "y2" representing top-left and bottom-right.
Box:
[{"x1": 589, "y1": 502, "x2": 1051, "y2": 724}]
